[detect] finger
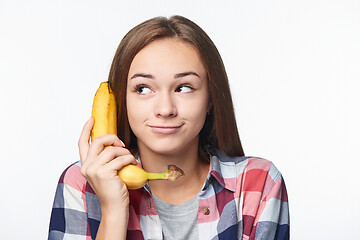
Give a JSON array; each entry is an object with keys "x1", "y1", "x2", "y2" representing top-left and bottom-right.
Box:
[
  {"x1": 97, "y1": 146, "x2": 131, "y2": 165},
  {"x1": 87, "y1": 134, "x2": 125, "y2": 159},
  {"x1": 78, "y1": 116, "x2": 94, "y2": 163},
  {"x1": 104, "y1": 154, "x2": 138, "y2": 172}
]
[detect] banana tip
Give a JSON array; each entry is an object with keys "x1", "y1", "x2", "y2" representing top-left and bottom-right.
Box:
[{"x1": 165, "y1": 165, "x2": 185, "y2": 181}]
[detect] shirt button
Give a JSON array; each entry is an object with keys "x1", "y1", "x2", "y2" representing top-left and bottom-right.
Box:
[{"x1": 203, "y1": 208, "x2": 210, "y2": 215}]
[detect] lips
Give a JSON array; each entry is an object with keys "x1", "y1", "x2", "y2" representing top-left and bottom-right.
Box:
[{"x1": 148, "y1": 125, "x2": 183, "y2": 134}]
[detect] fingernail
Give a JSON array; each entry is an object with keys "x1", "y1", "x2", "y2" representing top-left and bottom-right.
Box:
[{"x1": 120, "y1": 140, "x2": 125, "y2": 147}]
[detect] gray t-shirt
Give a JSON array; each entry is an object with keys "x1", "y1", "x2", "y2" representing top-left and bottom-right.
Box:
[{"x1": 152, "y1": 193, "x2": 199, "y2": 240}]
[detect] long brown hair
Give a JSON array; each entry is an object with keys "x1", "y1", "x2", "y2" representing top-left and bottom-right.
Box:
[{"x1": 108, "y1": 15, "x2": 244, "y2": 158}]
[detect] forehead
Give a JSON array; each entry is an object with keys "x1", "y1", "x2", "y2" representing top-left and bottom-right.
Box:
[{"x1": 128, "y1": 38, "x2": 206, "y2": 76}]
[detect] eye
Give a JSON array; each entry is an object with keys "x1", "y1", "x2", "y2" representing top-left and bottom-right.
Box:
[
  {"x1": 176, "y1": 84, "x2": 194, "y2": 93},
  {"x1": 135, "y1": 84, "x2": 152, "y2": 95}
]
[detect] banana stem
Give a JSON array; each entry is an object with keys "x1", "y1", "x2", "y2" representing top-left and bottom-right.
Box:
[
  {"x1": 145, "y1": 165, "x2": 184, "y2": 182},
  {"x1": 147, "y1": 172, "x2": 166, "y2": 180}
]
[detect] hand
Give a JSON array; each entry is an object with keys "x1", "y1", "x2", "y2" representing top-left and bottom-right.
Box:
[{"x1": 78, "y1": 117, "x2": 137, "y2": 210}]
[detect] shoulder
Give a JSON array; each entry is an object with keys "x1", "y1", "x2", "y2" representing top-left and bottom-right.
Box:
[
  {"x1": 209, "y1": 147, "x2": 284, "y2": 192},
  {"x1": 51, "y1": 161, "x2": 90, "y2": 213},
  {"x1": 49, "y1": 162, "x2": 91, "y2": 238},
  {"x1": 210, "y1": 146, "x2": 281, "y2": 176},
  {"x1": 57, "y1": 161, "x2": 87, "y2": 193},
  {"x1": 243, "y1": 156, "x2": 283, "y2": 183}
]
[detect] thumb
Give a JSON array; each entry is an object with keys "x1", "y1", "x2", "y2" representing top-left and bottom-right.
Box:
[{"x1": 78, "y1": 116, "x2": 94, "y2": 164}]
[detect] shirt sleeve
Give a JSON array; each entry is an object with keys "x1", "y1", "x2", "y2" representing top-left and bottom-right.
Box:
[
  {"x1": 48, "y1": 162, "x2": 90, "y2": 240},
  {"x1": 251, "y1": 172, "x2": 290, "y2": 240}
]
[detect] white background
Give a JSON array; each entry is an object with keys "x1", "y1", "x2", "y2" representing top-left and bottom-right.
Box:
[{"x1": 1, "y1": 0, "x2": 359, "y2": 239}]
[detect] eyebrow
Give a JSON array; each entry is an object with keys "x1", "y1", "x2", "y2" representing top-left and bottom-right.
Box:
[
  {"x1": 130, "y1": 73, "x2": 154, "y2": 79},
  {"x1": 130, "y1": 71, "x2": 200, "y2": 80},
  {"x1": 174, "y1": 71, "x2": 199, "y2": 78}
]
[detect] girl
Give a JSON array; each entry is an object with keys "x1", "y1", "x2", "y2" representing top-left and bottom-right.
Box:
[{"x1": 49, "y1": 15, "x2": 289, "y2": 240}]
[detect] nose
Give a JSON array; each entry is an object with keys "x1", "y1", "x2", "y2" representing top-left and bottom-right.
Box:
[{"x1": 154, "y1": 92, "x2": 177, "y2": 118}]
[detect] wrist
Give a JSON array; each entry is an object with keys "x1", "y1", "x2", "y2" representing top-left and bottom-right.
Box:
[
  {"x1": 96, "y1": 206, "x2": 129, "y2": 240},
  {"x1": 101, "y1": 205, "x2": 129, "y2": 221}
]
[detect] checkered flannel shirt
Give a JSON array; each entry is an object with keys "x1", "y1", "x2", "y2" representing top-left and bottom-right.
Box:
[{"x1": 48, "y1": 147, "x2": 289, "y2": 239}]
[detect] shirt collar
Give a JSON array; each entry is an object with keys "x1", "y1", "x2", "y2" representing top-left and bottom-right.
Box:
[
  {"x1": 137, "y1": 147, "x2": 241, "y2": 193},
  {"x1": 206, "y1": 146, "x2": 238, "y2": 192}
]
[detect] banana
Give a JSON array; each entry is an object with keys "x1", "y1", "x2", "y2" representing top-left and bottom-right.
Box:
[
  {"x1": 118, "y1": 164, "x2": 185, "y2": 189},
  {"x1": 91, "y1": 82, "x2": 184, "y2": 189},
  {"x1": 91, "y1": 82, "x2": 117, "y2": 141}
]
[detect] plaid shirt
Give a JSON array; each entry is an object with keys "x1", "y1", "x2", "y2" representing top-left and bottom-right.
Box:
[{"x1": 48, "y1": 147, "x2": 289, "y2": 239}]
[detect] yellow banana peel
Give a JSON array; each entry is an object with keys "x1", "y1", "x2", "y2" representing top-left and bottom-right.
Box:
[
  {"x1": 91, "y1": 82, "x2": 117, "y2": 141},
  {"x1": 118, "y1": 164, "x2": 185, "y2": 189},
  {"x1": 91, "y1": 82, "x2": 184, "y2": 189}
]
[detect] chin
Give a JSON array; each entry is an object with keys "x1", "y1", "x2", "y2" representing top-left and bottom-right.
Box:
[
  {"x1": 139, "y1": 138, "x2": 198, "y2": 156},
  {"x1": 148, "y1": 144, "x2": 184, "y2": 156}
]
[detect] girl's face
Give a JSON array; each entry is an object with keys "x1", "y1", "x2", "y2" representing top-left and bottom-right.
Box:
[{"x1": 126, "y1": 38, "x2": 209, "y2": 156}]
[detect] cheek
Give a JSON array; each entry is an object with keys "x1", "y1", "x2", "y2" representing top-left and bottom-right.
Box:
[
  {"x1": 126, "y1": 97, "x2": 145, "y2": 131},
  {"x1": 181, "y1": 99, "x2": 208, "y2": 126}
]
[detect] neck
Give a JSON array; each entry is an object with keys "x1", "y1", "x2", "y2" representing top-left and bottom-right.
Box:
[{"x1": 138, "y1": 142, "x2": 210, "y2": 204}]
